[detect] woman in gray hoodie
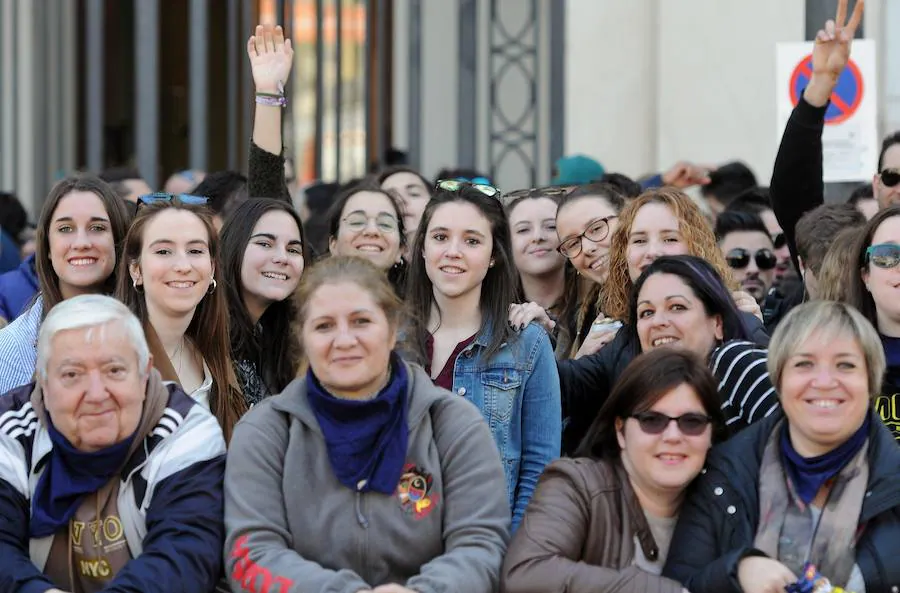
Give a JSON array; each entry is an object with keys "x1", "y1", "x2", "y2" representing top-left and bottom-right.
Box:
[{"x1": 223, "y1": 256, "x2": 511, "y2": 593}]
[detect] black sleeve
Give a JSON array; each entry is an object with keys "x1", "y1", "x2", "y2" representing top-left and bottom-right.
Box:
[
  {"x1": 769, "y1": 96, "x2": 828, "y2": 273},
  {"x1": 740, "y1": 311, "x2": 770, "y2": 347},
  {"x1": 248, "y1": 141, "x2": 292, "y2": 204},
  {"x1": 0, "y1": 478, "x2": 57, "y2": 592}
]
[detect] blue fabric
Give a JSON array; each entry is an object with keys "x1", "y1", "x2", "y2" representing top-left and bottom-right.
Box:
[
  {"x1": 0, "y1": 254, "x2": 38, "y2": 321},
  {"x1": 449, "y1": 321, "x2": 561, "y2": 530},
  {"x1": 0, "y1": 230, "x2": 20, "y2": 274},
  {"x1": 306, "y1": 355, "x2": 409, "y2": 495},
  {"x1": 640, "y1": 173, "x2": 665, "y2": 190},
  {"x1": 780, "y1": 414, "x2": 871, "y2": 505},
  {"x1": 30, "y1": 418, "x2": 136, "y2": 537}
]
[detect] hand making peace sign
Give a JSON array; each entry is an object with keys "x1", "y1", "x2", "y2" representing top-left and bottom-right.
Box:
[{"x1": 804, "y1": 0, "x2": 864, "y2": 107}]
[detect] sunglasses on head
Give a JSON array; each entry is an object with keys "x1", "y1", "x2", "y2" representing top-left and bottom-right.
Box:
[
  {"x1": 880, "y1": 169, "x2": 900, "y2": 188},
  {"x1": 630, "y1": 411, "x2": 712, "y2": 436},
  {"x1": 435, "y1": 179, "x2": 501, "y2": 199},
  {"x1": 725, "y1": 247, "x2": 777, "y2": 271},
  {"x1": 865, "y1": 243, "x2": 900, "y2": 269},
  {"x1": 137, "y1": 193, "x2": 209, "y2": 209}
]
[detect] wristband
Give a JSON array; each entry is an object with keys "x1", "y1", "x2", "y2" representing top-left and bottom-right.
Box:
[{"x1": 256, "y1": 93, "x2": 287, "y2": 108}]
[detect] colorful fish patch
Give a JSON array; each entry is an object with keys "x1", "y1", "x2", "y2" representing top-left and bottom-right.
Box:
[{"x1": 396, "y1": 463, "x2": 439, "y2": 519}]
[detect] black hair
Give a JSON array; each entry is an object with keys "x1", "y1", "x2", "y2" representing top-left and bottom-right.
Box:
[
  {"x1": 724, "y1": 187, "x2": 773, "y2": 216},
  {"x1": 626, "y1": 255, "x2": 752, "y2": 350},
  {"x1": 598, "y1": 172, "x2": 642, "y2": 199},
  {"x1": 192, "y1": 170, "x2": 249, "y2": 217},
  {"x1": 559, "y1": 182, "x2": 627, "y2": 214},
  {"x1": 846, "y1": 183, "x2": 875, "y2": 205},
  {"x1": 700, "y1": 161, "x2": 758, "y2": 205},
  {"x1": 219, "y1": 198, "x2": 307, "y2": 394},
  {"x1": 576, "y1": 348, "x2": 728, "y2": 459},
  {"x1": 714, "y1": 210, "x2": 772, "y2": 242},
  {"x1": 0, "y1": 192, "x2": 29, "y2": 243},
  {"x1": 877, "y1": 131, "x2": 900, "y2": 172},
  {"x1": 405, "y1": 184, "x2": 517, "y2": 363},
  {"x1": 376, "y1": 166, "x2": 433, "y2": 194}
]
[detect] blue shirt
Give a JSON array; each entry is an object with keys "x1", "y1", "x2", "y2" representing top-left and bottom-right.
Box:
[{"x1": 0, "y1": 295, "x2": 42, "y2": 395}]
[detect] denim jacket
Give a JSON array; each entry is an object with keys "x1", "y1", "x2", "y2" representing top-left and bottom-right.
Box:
[{"x1": 448, "y1": 322, "x2": 561, "y2": 530}]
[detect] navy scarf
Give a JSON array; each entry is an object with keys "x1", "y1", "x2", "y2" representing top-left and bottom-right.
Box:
[
  {"x1": 780, "y1": 414, "x2": 870, "y2": 505},
  {"x1": 307, "y1": 356, "x2": 409, "y2": 495},
  {"x1": 30, "y1": 419, "x2": 136, "y2": 538}
]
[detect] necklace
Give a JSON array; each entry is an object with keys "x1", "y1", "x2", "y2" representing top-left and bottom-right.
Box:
[{"x1": 166, "y1": 337, "x2": 186, "y2": 378}]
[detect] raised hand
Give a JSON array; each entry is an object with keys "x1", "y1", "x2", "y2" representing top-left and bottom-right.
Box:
[
  {"x1": 247, "y1": 25, "x2": 294, "y2": 94},
  {"x1": 805, "y1": 0, "x2": 864, "y2": 106}
]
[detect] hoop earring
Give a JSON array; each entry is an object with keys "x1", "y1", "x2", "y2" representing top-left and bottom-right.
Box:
[
  {"x1": 132, "y1": 279, "x2": 143, "y2": 293},
  {"x1": 208, "y1": 278, "x2": 217, "y2": 295}
]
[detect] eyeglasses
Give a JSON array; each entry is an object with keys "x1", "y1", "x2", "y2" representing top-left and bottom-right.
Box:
[
  {"x1": 771, "y1": 232, "x2": 786, "y2": 250},
  {"x1": 435, "y1": 179, "x2": 501, "y2": 199},
  {"x1": 630, "y1": 411, "x2": 712, "y2": 436},
  {"x1": 725, "y1": 247, "x2": 777, "y2": 271},
  {"x1": 866, "y1": 243, "x2": 900, "y2": 269},
  {"x1": 341, "y1": 212, "x2": 399, "y2": 234},
  {"x1": 880, "y1": 169, "x2": 900, "y2": 188},
  {"x1": 557, "y1": 216, "x2": 618, "y2": 258},
  {"x1": 137, "y1": 193, "x2": 209, "y2": 209},
  {"x1": 502, "y1": 185, "x2": 571, "y2": 202}
]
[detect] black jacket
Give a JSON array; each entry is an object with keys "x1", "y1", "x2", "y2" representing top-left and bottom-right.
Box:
[
  {"x1": 662, "y1": 409, "x2": 900, "y2": 593},
  {"x1": 557, "y1": 312, "x2": 770, "y2": 455}
]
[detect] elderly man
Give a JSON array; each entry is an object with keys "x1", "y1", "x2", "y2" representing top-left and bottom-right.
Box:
[{"x1": 0, "y1": 294, "x2": 225, "y2": 593}]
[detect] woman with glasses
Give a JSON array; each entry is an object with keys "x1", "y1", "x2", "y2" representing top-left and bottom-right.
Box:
[
  {"x1": 0, "y1": 176, "x2": 130, "y2": 394},
  {"x1": 554, "y1": 183, "x2": 627, "y2": 359},
  {"x1": 115, "y1": 196, "x2": 246, "y2": 442},
  {"x1": 404, "y1": 180, "x2": 561, "y2": 530},
  {"x1": 220, "y1": 198, "x2": 307, "y2": 406},
  {"x1": 503, "y1": 348, "x2": 727, "y2": 593},
  {"x1": 843, "y1": 206, "x2": 900, "y2": 442},
  {"x1": 327, "y1": 181, "x2": 408, "y2": 294},
  {"x1": 664, "y1": 301, "x2": 900, "y2": 593}
]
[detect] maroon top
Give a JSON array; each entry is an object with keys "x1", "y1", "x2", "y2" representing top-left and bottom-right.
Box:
[{"x1": 424, "y1": 333, "x2": 477, "y2": 391}]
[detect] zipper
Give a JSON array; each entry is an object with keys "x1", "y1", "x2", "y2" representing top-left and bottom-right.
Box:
[{"x1": 355, "y1": 483, "x2": 370, "y2": 529}]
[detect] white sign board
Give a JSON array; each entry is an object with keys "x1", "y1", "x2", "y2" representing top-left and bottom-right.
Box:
[{"x1": 776, "y1": 40, "x2": 877, "y2": 183}]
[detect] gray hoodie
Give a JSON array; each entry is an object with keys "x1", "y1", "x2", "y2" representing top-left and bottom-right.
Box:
[{"x1": 224, "y1": 361, "x2": 511, "y2": 593}]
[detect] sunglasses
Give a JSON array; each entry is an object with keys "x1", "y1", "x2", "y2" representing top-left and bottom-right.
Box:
[
  {"x1": 771, "y1": 232, "x2": 786, "y2": 250},
  {"x1": 725, "y1": 247, "x2": 777, "y2": 271},
  {"x1": 557, "y1": 216, "x2": 618, "y2": 258},
  {"x1": 630, "y1": 411, "x2": 712, "y2": 436},
  {"x1": 865, "y1": 243, "x2": 900, "y2": 269},
  {"x1": 502, "y1": 185, "x2": 571, "y2": 202},
  {"x1": 137, "y1": 193, "x2": 209, "y2": 209},
  {"x1": 435, "y1": 179, "x2": 501, "y2": 199},
  {"x1": 880, "y1": 169, "x2": 900, "y2": 188}
]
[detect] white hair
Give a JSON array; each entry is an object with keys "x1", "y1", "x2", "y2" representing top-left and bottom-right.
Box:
[{"x1": 37, "y1": 294, "x2": 150, "y2": 379}]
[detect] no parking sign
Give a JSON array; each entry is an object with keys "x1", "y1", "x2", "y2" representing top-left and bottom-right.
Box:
[{"x1": 776, "y1": 40, "x2": 877, "y2": 182}]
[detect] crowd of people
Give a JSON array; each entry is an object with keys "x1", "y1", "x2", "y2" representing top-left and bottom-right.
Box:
[{"x1": 0, "y1": 1, "x2": 898, "y2": 592}]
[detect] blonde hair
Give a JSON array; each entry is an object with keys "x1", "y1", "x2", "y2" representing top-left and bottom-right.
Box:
[
  {"x1": 603, "y1": 188, "x2": 735, "y2": 321},
  {"x1": 818, "y1": 226, "x2": 864, "y2": 303},
  {"x1": 767, "y1": 300, "x2": 885, "y2": 396}
]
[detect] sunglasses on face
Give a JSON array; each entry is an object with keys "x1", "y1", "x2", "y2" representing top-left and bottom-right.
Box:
[
  {"x1": 771, "y1": 232, "x2": 786, "y2": 250},
  {"x1": 342, "y1": 212, "x2": 399, "y2": 234},
  {"x1": 137, "y1": 193, "x2": 209, "y2": 209},
  {"x1": 880, "y1": 169, "x2": 900, "y2": 188},
  {"x1": 725, "y1": 247, "x2": 777, "y2": 271},
  {"x1": 557, "y1": 216, "x2": 618, "y2": 258},
  {"x1": 435, "y1": 179, "x2": 501, "y2": 199},
  {"x1": 630, "y1": 411, "x2": 712, "y2": 436},
  {"x1": 865, "y1": 243, "x2": 900, "y2": 269}
]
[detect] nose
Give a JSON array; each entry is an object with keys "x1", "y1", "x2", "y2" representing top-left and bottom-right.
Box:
[
  {"x1": 661, "y1": 418, "x2": 684, "y2": 442},
  {"x1": 172, "y1": 251, "x2": 192, "y2": 272},
  {"x1": 650, "y1": 310, "x2": 670, "y2": 328},
  {"x1": 83, "y1": 370, "x2": 108, "y2": 402},
  {"x1": 362, "y1": 218, "x2": 381, "y2": 236},
  {"x1": 581, "y1": 235, "x2": 598, "y2": 255},
  {"x1": 811, "y1": 365, "x2": 839, "y2": 389},
  {"x1": 333, "y1": 323, "x2": 358, "y2": 348},
  {"x1": 72, "y1": 228, "x2": 92, "y2": 249},
  {"x1": 444, "y1": 237, "x2": 463, "y2": 258},
  {"x1": 271, "y1": 246, "x2": 288, "y2": 264}
]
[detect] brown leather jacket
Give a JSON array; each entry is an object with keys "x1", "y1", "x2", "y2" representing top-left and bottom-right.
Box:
[{"x1": 501, "y1": 457, "x2": 684, "y2": 593}]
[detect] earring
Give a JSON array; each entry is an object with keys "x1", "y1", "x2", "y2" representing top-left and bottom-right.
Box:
[
  {"x1": 489, "y1": 260, "x2": 495, "y2": 268},
  {"x1": 208, "y1": 278, "x2": 217, "y2": 294},
  {"x1": 132, "y1": 278, "x2": 143, "y2": 293}
]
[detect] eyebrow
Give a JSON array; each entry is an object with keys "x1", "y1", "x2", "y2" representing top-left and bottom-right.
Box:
[
  {"x1": 347, "y1": 209, "x2": 396, "y2": 219},
  {"x1": 53, "y1": 216, "x2": 109, "y2": 223},
  {"x1": 637, "y1": 294, "x2": 689, "y2": 306},
  {"x1": 429, "y1": 226, "x2": 487, "y2": 238},
  {"x1": 250, "y1": 232, "x2": 302, "y2": 244},
  {"x1": 309, "y1": 308, "x2": 375, "y2": 322},
  {"x1": 148, "y1": 239, "x2": 209, "y2": 248},
  {"x1": 792, "y1": 352, "x2": 862, "y2": 358}
]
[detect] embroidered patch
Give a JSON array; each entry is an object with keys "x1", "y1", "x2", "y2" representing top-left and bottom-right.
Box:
[{"x1": 396, "y1": 463, "x2": 439, "y2": 519}]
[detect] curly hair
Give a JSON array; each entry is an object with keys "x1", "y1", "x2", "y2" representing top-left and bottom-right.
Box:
[{"x1": 603, "y1": 188, "x2": 735, "y2": 321}]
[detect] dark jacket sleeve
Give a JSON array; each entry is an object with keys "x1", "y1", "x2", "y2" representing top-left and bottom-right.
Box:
[
  {"x1": 0, "y1": 478, "x2": 57, "y2": 593},
  {"x1": 104, "y1": 457, "x2": 226, "y2": 593},
  {"x1": 769, "y1": 96, "x2": 828, "y2": 274},
  {"x1": 502, "y1": 461, "x2": 683, "y2": 593},
  {"x1": 741, "y1": 311, "x2": 769, "y2": 347},
  {"x1": 248, "y1": 141, "x2": 291, "y2": 204}
]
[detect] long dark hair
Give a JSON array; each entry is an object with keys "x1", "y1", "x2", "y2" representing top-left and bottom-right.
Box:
[
  {"x1": 220, "y1": 198, "x2": 307, "y2": 393},
  {"x1": 35, "y1": 175, "x2": 131, "y2": 315},
  {"x1": 576, "y1": 348, "x2": 728, "y2": 459},
  {"x1": 626, "y1": 255, "x2": 752, "y2": 351},
  {"x1": 405, "y1": 185, "x2": 518, "y2": 363},
  {"x1": 114, "y1": 199, "x2": 246, "y2": 442},
  {"x1": 845, "y1": 205, "x2": 900, "y2": 329}
]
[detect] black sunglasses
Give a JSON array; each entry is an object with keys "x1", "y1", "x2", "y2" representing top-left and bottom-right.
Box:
[
  {"x1": 866, "y1": 243, "x2": 900, "y2": 269},
  {"x1": 880, "y1": 169, "x2": 900, "y2": 188},
  {"x1": 725, "y1": 247, "x2": 777, "y2": 271},
  {"x1": 771, "y1": 232, "x2": 786, "y2": 250},
  {"x1": 630, "y1": 411, "x2": 712, "y2": 436},
  {"x1": 137, "y1": 193, "x2": 209, "y2": 209}
]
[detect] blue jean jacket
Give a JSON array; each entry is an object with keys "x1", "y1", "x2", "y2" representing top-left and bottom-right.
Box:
[{"x1": 449, "y1": 322, "x2": 561, "y2": 530}]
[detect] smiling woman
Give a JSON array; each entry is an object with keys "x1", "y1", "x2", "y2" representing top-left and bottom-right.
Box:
[
  {"x1": 0, "y1": 175, "x2": 131, "y2": 395},
  {"x1": 114, "y1": 197, "x2": 245, "y2": 442}
]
